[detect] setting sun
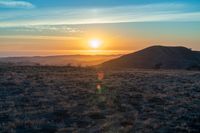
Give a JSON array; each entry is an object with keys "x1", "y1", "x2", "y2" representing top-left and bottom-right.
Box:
[{"x1": 89, "y1": 39, "x2": 102, "y2": 49}]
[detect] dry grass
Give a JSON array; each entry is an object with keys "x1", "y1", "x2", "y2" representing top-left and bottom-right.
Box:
[{"x1": 0, "y1": 66, "x2": 200, "y2": 133}]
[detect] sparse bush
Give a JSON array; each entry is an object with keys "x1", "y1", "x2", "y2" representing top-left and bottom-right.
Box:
[
  {"x1": 186, "y1": 64, "x2": 200, "y2": 70},
  {"x1": 154, "y1": 63, "x2": 163, "y2": 69}
]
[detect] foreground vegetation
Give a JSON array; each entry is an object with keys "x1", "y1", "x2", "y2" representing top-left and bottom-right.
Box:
[{"x1": 0, "y1": 66, "x2": 200, "y2": 133}]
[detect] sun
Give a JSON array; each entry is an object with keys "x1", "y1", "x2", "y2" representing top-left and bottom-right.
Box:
[{"x1": 89, "y1": 39, "x2": 102, "y2": 49}]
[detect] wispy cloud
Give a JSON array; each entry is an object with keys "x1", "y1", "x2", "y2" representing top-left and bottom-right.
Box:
[
  {"x1": 0, "y1": 3, "x2": 199, "y2": 27},
  {"x1": 0, "y1": 25, "x2": 84, "y2": 37},
  {"x1": 0, "y1": 0, "x2": 35, "y2": 8},
  {"x1": 24, "y1": 25, "x2": 83, "y2": 33}
]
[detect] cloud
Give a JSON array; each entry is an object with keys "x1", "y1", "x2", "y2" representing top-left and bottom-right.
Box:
[
  {"x1": 0, "y1": 0, "x2": 35, "y2": 8},
  {"x1": 25, "y1": 25, "x2": 83, "y2": 33},
  {"x1": 0, "y1": 3, "x2": 199, "y2": 27},
  {"x1": 0, "y1": 25, "x2": 84, "y2": 38}
]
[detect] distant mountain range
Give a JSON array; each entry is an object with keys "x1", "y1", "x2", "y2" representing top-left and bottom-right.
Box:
[
  {"x1": 100, "y1": 46, "x2": 200, "y2": 70},
  {"x1": 1, "y1": 46, "x2": 200, "y2": 70},
  {"x1": 0, "y1": 55, "x2": 120, "y2": 66}
]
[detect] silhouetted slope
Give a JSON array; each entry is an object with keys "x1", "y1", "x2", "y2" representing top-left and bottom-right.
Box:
[{"x1": 101, "y1": 46, "x2": 200, "y2": 69}]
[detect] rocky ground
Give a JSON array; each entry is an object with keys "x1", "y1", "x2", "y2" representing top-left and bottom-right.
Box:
[{"x1": 0, "y1": 66, "x2": 200, "y2": 133}]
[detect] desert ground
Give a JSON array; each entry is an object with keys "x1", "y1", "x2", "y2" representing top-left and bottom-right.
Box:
[{"x1": 0, "y1": 66, "x2": 200, "y2": 133}]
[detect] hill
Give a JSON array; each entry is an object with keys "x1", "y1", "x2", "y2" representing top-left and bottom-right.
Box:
[{"x1": 100, "y1": 46, "x2": 200, "y2": 69}]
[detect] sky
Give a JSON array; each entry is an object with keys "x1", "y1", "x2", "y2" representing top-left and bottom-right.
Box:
[{"x1": 0, "y1": 0, "x2": 200, "y2": 57}]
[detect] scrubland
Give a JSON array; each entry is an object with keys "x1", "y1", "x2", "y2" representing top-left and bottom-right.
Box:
[{"x1": 0, "y1": 66, "x2": 200, "y2": 133}]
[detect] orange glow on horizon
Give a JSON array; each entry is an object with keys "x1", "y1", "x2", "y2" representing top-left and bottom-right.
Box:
[{"x1": 0, "y1": 34, "x2": 147, "y2": 56}]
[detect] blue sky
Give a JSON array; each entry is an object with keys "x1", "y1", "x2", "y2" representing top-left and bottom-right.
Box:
[
  {"x1": 0, "y1": 0, "x2": 200, "y2": 56},
  {"x1": 6, "y1": 0, "x2": 200, "y2": 8},
  {"x1": 0, "y1": 0, "x2": 200, "y2": 26}
]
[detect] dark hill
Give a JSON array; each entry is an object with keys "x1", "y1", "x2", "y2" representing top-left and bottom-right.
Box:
[{"x1": 100, "y1": 46, "x2": 200, "y2": 69}]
